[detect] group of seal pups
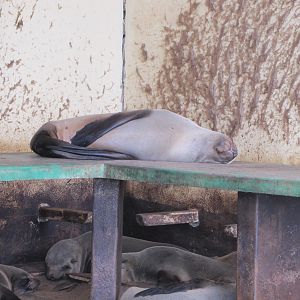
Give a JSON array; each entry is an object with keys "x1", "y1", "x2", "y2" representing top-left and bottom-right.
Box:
[
  {"x1": 45, "y1": 231, "x2": 183, "y2": 281},
  {"x1": 45, "y1": 231, "x2": 237, "y2": 299}
]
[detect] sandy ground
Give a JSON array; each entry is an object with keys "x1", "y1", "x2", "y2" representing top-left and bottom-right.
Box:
[{"x1": 17, "y1": 262, "x2": 129, "y2": 300}]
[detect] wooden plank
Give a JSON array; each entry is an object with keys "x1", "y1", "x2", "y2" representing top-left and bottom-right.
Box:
[
  {"x1": 0, "y1": 153, "x2": 106, "y2": 181},
  {"x1": 1, "y1": 153, "x2": 300, "y2": 197},
  {"x1": 38, "y1": 205, "x2": 93, "y2": 224},
  {"x1": 136, "y1": 209, "x2": 199, "y2": 226},
  {"x1": 237, "y1": 192, "x2": 300, "y2": 300},
  {"x1": 104, "y1": 161, "x2": 300, "y2": 197},
  {"x1": 91, "y1": 179, "x2": 124, "y2": 300}
]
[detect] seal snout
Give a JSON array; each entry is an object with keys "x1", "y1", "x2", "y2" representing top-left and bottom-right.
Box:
[
  {"x1": 215, "y1": 137, "x2": 238, "y2": 163},
  {"x1": 47, "y1": 273, "x2": 57, "y2": 281}
]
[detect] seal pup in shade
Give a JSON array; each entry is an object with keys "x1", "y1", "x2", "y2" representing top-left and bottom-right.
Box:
[
  {"x1": 0, "y1": 270, "x2": 20, "y2": 300},
  {"x1": 45, "y1": 231, "x2": 182, "y2": 280},
  {"x1": 0, "y1": 270, "x2": 12, "y2": 291},
  {"x1": 45, "y1": 231, "x2": 92, "y2": 280},
  {"x1": 0, "y1": 265, "x2": 39, "y2": 298},
  {"x1": 0, "y1": 285, "x2": 21, "y2": 300},
  {"x1": 120, "y1": 280, "x2": 236, "y2": 300},
  {"x1": 121, "y1": 246, "x2": 236, "y2": 286},
  {"x1": 30, "y1": 109, "x2": 238, "y2": 163}
]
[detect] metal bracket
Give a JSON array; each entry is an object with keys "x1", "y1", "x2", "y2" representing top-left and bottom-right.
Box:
[
  {"x1": 136, "y1": 209, "x2": 199, "y2": 227},
  {"x1": 224, "y1": 224, "x2": 237, "y2": 238},
  {"x1": 37, "y1": 204, "x2": 93, "y2": 224},
  {"x1": 37, "y1": 203, "x2": 50, "y2": 222}
]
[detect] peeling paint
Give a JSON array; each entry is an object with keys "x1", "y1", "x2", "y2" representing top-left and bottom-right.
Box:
[
  {"x1": 0, "y1": 0, "x2": 123, "y2": 152},
  {"x1": 123, "y1": 0, "x2": 300, "y2": 253},
  {"x1": 125, "y1": 0, "x2": 300, "y2": 165}
]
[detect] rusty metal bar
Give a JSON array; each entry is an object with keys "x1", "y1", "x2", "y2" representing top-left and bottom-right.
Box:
[
  {"x1": 38, "y1": 204, "x2": 92, "y2": 224},
  {"x1": 224, "y1": 224, "x2": 237, "y2": 238},
  {"x1": 136, "y1": 209, "x2": 199, "y2": 227},
  {"x1": 68, "y1": 273, "x2": 91, "y2": 283}
]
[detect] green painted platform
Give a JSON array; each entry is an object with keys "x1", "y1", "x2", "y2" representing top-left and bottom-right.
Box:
[{"x1": 1, "y1": 153, "x2": 300, "y2": 197}]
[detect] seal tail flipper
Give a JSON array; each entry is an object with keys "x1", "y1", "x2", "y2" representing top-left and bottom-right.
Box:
[
  {"x1": 0, "y1": 284, "x2": 21, "y2": 300},
  {"x1": 30, "y1": 130, "x2": 135, "y2": 160},
  {"x1": 134, "y1": 278, "x2": 205, "y2": 296},
  {"x1": 30, "y1": 109, "x2": 152, "y2": 159}
]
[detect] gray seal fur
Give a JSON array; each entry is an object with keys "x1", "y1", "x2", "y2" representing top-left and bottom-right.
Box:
[
  {"x1": 120, "y1": 281, "x2": 236, "y2": 300},
  {"x1": 121, "y1": 246, "x2": 236, "y2": 286},
  {"x1": 30, "y1": 109, "x2": 238, "y2": 163},
  {"x1": 45, "y1": 231, "x2": 92, "y2": 280},
  {"x1": 45, "y1": 231, "x2": 183, "y2": 280},
  {"x1": 0, "y1": 264, "x2": 39, "y2": 299}
]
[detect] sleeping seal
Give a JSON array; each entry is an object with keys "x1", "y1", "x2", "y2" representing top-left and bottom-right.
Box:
[
  {"x1": 45, "y1": 231, "x2": 92, "y2": 280},
  {"x1": 121, "y1": 246, "x2": 236, "y2": 286},
  {"x1": 121, "y1": 280, "x2": 236, "y2": 300},
  {"x1": 30, "y1": 109, "x2": 238, "y2": 163},
  {"x1": 0, "y1": 284, "x2": 21, "y2": 300},
  {"x1": 0, "y1": 264, "x2": 39, "y2": 298},
  {"x1": 45, "y1": 231, "x2": 183, "y2": 280},
  {"x1": 0, "y1": 269, "x2": 20, "y2": 300}
]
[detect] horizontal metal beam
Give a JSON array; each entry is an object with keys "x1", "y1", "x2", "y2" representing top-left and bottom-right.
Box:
[
  {"x1": 38, "y1": 204, "x2": 92, "y2": 224},
  {"x1": 68, "y1": 273, "x2": 91, "y2": 283},
  {"x1": 136, "y1": 209, "x2": 199, "y2": 227},
  {"x1": 224, "y1": 224, "x2": 237, "y2": 238}
]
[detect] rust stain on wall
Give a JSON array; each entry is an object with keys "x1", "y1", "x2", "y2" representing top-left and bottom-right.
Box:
[
  {"x1": 123, "y1": 0, "x2": 300, "y2": 253},
  {"x1": 132, "y1": 0, "x2": 300, "y2": 148},
  {"x1": 0, "y1": 0, "x2": 123, "y2": 152}
]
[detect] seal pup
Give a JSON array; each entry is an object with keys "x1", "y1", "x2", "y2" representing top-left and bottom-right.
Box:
[
  {"x1": 215, "y1": 251, "x2": 237, "y2": 268},
  {"x1": 45, "y1": 231, "x2": 92, "y2": 280},
  {"x1": 0, "y1": 269, "x2": 20, "y2": 300},
  {"x1": 30, "y1": 109, "x2": 238, "y2": 163},
  {"x1": 45, "y1": 231, "x2": 182, "y2": 280},
  {"x1": 0, "y1": 270, "x2": 12, "y2": 291},
  {"x1": 120, "y1": 280, "x2": 236, "y2": 300},
  {"x1": 0, "y1": 285, "x2": 21, "y2": 300},
  {"x1": 121, "y1": 246, "x2": 236, "y2": 286},
  {"x1": 0, "y1": 265, "x2": 39, "y2": 299}
]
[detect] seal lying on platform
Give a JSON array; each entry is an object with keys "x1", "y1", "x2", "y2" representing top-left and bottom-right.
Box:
[
  {"x1": 30, "y1": 109, "x2": 238, "y2": 163},
  {"x1": 121, "y1": 246, "x2": 236, "y2": 286},
  {"x1": 45, "y1": 231, "x2": 183, "y2": 280},
  {"x1": 121, "y1": 280, "x2": 236, "y2": 300},
  {"x1": 0, "y1": 264, "x2": 39, "y2": 299}
]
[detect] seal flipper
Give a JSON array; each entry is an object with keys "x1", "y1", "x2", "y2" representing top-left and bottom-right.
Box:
[
  {"x1": 0, "y1": 284, "x2": 21, "y2": 300},
  {"x1": 135, "y1": 278, "x2": 205, "y2": 296},
  {"x1": 30, "y1": 130, "x2": 135, "y2": 160},
  {"x1": 70, "y1": 109, "x2": 151, "y2": 147}
]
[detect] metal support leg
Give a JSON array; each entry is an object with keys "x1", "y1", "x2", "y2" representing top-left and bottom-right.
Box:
[
  {"x1": 237, "y1": 192, "x2": 300, "y2": 300},
  {"x1": 91, "y1": 179, "x2": 124, "y2": 300}
]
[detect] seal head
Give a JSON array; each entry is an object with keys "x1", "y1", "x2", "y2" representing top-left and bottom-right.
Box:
[{"x1": 45, "y1": 239, "x2": 85, "y2": 280}]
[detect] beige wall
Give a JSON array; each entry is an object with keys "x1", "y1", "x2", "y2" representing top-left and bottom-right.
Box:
[
  {"x1": 125, "y1": 0, "x2": 300, "y2": 165},
  {"x1": 0, "y1": 0, "x2": 123, "y2": 152},
  {"x1": 1, "y1": 0, "x2": 299, "y2": 251},
  {"x1": 123, "y1": 0, "x2": 300, "y2": 246}
]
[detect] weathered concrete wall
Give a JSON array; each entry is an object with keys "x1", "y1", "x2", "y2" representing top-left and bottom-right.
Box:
[
  {"x1": 125, "y1": 0, "x2": 300, "y2": 164},
  {"x1": 0, "y1": 0, "x2": 123, "y2": 152},
  {"x1": 0, "y1": 0, "x2": 124, "y2": 262},
  {"x1": 124, "y1": 0, "x2": 300, "y2": 254}
]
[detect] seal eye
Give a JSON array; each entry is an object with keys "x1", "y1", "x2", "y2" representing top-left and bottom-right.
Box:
[
  {"x1": 71, "y1": 258, "x2": 78, "y2": 264},
  {"x1": 62, "y1": 265, "x2": 71, "y2": 271}
]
